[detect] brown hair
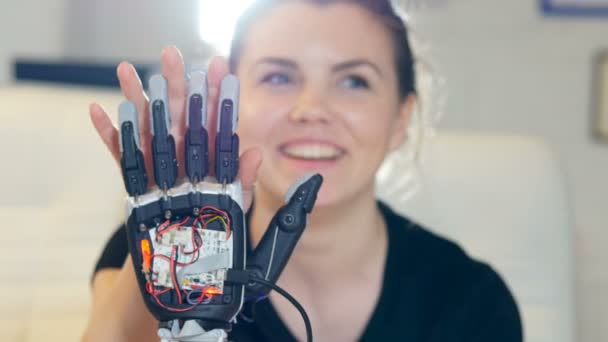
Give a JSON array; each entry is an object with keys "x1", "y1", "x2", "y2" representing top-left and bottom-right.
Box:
[{"x1": 228, "y1": 0, "x2": 416, "y2": 100}]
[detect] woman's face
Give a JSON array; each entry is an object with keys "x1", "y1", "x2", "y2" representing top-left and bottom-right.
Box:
[{"x1": 235, "y1": 1, "x2": 413, "y2": 207}]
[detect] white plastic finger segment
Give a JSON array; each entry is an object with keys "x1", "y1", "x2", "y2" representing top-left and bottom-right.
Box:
[
  {"x1": 284, "y1": 173, "x2": 317, "y2": 203},
  {"x1": 148, "y1": 74, "x2": 172, "y2": 136}
]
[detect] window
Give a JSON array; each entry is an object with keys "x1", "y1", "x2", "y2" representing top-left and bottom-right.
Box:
[{"x1": 199, "y1": 0, "x2": 255, "y2": 54}]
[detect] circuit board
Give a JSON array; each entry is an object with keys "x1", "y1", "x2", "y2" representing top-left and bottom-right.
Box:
[
  {"x1": 138, "y1": 207, "x2": 235, "y2": 308},
  {"x1": 150, "y1": 226, "x2": 231, "y2": 291}
]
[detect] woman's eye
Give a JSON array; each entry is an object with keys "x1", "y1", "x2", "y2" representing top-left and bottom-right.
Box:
[
  {"x1": 261, "y1": 73, "x2": 291, "y2": 85},
  {"x1": 341, "y1": 75, "x2": 369, "y2": 89}
]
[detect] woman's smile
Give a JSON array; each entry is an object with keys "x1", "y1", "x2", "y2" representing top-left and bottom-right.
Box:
[{"x1": 277, "y1": 139, "x2": 347, "y2": 171}]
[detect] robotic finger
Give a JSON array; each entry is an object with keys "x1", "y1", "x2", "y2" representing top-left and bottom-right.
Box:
[
  {"x1": 243, "y1": 173, "x2": 323, "y2": 297},
  {"x1": 119, "y1": 101, "x2": 148, "y2": 197},
  {"x1": 149, "y1": 75, "x2": 178, "y2": 191},
  {"x1": 185, "y1": 71, "x2": 209, "y2": 184},
  {"x1": 215, "y1": 75, "x2": 239, "y2": 185}
]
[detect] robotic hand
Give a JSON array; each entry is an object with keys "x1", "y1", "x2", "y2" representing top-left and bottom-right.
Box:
[{"x1": 117, "y1": 71, "x2": 322, "y2": 342}]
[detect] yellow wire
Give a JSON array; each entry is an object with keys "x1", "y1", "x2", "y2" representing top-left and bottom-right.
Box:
[{"x1": 204, "y1": 215, "x2": 228, "y2": 233}]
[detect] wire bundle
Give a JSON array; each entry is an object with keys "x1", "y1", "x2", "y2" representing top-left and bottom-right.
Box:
[{"x1": 143, "y1": 205, "x2": 231, "y2": 312}]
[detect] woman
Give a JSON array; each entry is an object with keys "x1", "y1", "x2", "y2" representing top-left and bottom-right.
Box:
[{"x1": 83, "y1": 0, "x2": 522, "y2": 341}]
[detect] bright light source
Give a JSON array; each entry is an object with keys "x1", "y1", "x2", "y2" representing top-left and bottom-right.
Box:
[{"x1": 199, "y1": 0, "x2": 255, "y2": 55}]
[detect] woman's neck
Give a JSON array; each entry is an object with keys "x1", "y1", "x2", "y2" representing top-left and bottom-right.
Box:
[{"x1": 249, "y1": 183, "x2": 388, "y2": 281}]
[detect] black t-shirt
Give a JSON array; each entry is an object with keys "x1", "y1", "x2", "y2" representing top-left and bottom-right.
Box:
[{"x1": 94, "y1": 201, "x2": 522, "y2": 341}]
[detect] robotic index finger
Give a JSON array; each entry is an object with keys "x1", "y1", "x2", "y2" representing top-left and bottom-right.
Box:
[{"x1": 185, "y1": 71, "x2": 209, "y2": 184}]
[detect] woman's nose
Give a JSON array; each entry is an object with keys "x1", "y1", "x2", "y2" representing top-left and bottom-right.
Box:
[{"x1": 288, "y1": 88, "x2": 331, "y2": 124}]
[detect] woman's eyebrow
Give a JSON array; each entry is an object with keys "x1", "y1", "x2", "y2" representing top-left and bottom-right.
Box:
[
  {"x1": 332, "y1": 59, "x2": 383, "y2": 78},
  {"x1": 252, "y1": 57, "x2": 298, "y2": 69}
]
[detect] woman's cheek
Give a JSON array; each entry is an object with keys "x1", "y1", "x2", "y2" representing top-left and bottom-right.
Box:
[
  {"x1": 237, "y1": 102, "x2": 291, "y2": 157},
  {"x1": 344, "y1": 106, "x2": 398, "y2": 171}
]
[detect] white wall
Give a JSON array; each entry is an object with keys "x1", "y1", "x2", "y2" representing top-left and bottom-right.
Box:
[
  {"x1": 0, "y1": 0, "x2": 68, "y2": 84},
  {"x1": 410, "y1": 1, "x2": 608, "y2": 341},
  {"x1": 0, "y1": 0, "x2": 208, "y2": 84},
  {"x1": 62, "y1": 0, "x2": 205, "y2": 62}
]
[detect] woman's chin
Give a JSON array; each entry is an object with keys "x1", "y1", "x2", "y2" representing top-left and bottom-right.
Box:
[
  {"x1": 261, "y1": 161, "x2": 355, "y2": 208},
  {"x1": 308, "y1": 189, "x2": 334, "y2": 208}
]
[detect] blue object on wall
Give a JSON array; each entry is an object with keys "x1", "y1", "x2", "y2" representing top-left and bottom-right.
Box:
[
  {"x1": 14, "y1": 59, "x2": 153, "y2": 89},
  {"x1": 541, "y1": 0, "x2": 608, "y2": 16}
]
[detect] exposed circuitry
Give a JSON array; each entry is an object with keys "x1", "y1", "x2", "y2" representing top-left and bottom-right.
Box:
[{"x1": 139, "y1": 206, "x2": 234, "y2": 310}]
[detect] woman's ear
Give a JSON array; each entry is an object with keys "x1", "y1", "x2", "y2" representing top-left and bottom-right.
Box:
[{"x1": 388, "y1": 94, "x2": 416, "y2": 151}]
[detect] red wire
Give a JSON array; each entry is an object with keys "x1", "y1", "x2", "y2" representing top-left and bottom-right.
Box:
[
  {"x1": 177, "y1": 226, "x2": 203, "y2": 266},
  {"x1": 176, "y1": 250, "x2": 199, "y2": 266},
  {"x1": 157, "y1": 220, "x2": 171, "y2": 232},
  {"x1": 170, "y1": 246, "x2": 183, "y2": 304},
  {"x1": 151, "y1": 253, "x2": 171, "y2": 262},
  {"x1": 143, "y1": 206, "x2": 232, "y2": 312},
  {"x1": 182, "y1": 225, "x2": 202, "y2": 255},
  {"x1": 198, "y1": 206, "x2": 232, "y2": 239},
  {"x1": 157, "y1": 217, "x2": 190, "y2": 237},
  {"x1": 147, "y1": 280, "x2": 212, "y2": 312},
  {"x1": 146, "y1": 282, "x2": 170, "y2": 296}
]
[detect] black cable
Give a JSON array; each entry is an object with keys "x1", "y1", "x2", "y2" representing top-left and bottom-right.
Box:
[
  {"x1": 238, "y1": 295, "x2": 265, "y2": 323},
  {"x1": 248, "y1": 276, "x2": 313, "y2": 342}
]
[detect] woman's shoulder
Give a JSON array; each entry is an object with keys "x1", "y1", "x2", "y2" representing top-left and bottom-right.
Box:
[
  {"x1": 378, "y1": 200, "x2": 514, "y2": 296},
  {"x1": 376, "y1": 200, "x2": 522, "y2": 340},
  {"x1": 379, "y1": 201, "x2": 471, "y2": 264}
]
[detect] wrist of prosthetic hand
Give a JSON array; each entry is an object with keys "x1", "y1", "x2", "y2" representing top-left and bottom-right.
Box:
[{"x1": 117, "y1": 70, "x2": 322, "y2": 341}]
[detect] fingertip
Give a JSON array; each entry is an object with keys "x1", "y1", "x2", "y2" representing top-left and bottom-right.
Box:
[
  {"x1": 89, "y1": 102, "x2": 98, "y2": 113},
  {"x1": 240, "y1": 147, "x2": 263, "y2": 187},
  {"x1": 89, "y1": 102, "x2": 104, "y2": 118},
  {"x1": 116, "y1": 61, "x2": 132, "y2": 79},
  {"x1": 208, "y1": 56, "x2": 230, "y2": 82},
  {"x1": 243, "y1": 147, "x2": 263, "y2": 165},
  {"x1": 160, "y1": 45, "x2": 172, "y2": 56},
  {"x1": 250, "y1": 147, "x2": 263, "y2": 168},
  {"x1": 209, "y1": 55, "x2": 228, "y2": 68},
  {"x1": 161, "y1": 45, "x2": 184, "y2": 67},
  {"x1": 161, "y1": 45, "x2": 179, "y2": 56}
]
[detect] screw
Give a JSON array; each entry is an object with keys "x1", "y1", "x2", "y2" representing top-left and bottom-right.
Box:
[{"x1": 284, "y1": 214, "x2": 295, "y2": 225}]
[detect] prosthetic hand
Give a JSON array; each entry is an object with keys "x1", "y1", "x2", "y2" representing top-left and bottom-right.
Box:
[{"x1": 118, "y1": 71, "x2": 322, "y2": 341}]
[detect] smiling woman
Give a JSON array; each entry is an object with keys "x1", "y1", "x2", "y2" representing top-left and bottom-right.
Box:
[
  {"x1": 230, "y1": 0, "x2": 416, "y2": 208},
  {"x1": 84, "y1": 1, "x2": 523, "y2": 341}
]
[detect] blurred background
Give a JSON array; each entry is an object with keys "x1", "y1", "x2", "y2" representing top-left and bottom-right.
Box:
[{"x1": 0, "y1": 0, "x2": 607, "y2": 341}]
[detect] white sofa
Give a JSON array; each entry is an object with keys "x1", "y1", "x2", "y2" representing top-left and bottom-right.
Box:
[
  {"x1": 0, "y1": 83, "x2": 575, "y2": 341},
  {"x1": 378, "y1": 133, "x2": 575, "y2": 342},
  {"x1": 0, "y1": 83, "x2": 125, "y2": 341}
]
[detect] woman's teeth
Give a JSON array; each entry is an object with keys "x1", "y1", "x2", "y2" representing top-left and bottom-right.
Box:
[{"x1": 282, "y1": 144, "x2": 345, "y2": 160}]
